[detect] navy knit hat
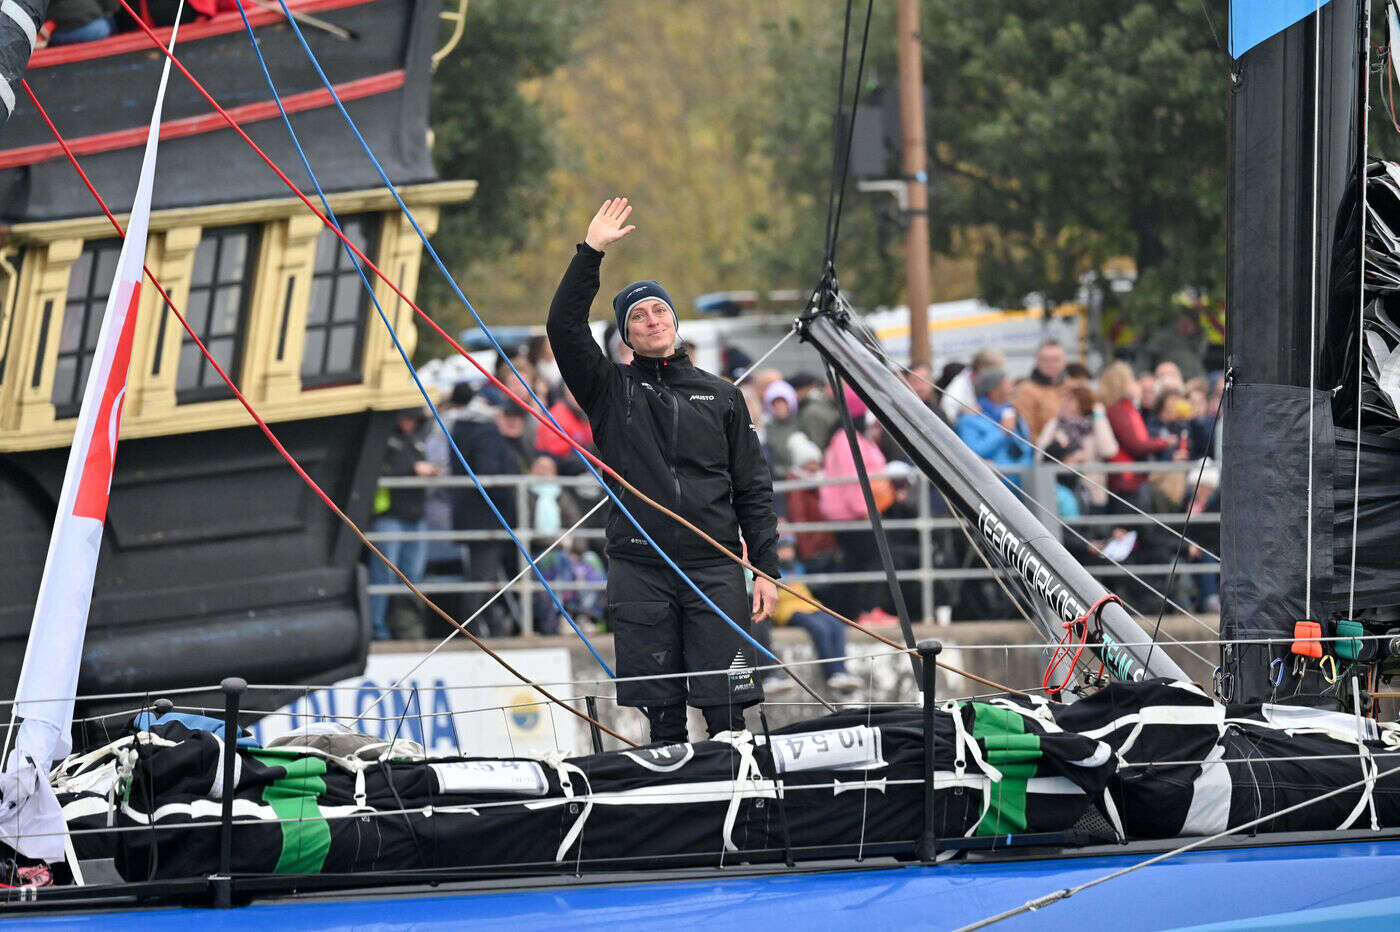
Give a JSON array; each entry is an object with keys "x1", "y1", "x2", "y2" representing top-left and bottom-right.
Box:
[{"x1": 613, "y1": 280, "x2": 677, "y2": 347}]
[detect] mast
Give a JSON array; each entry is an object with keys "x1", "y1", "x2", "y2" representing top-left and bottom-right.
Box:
[
  {"x1": 1222, "y1": 0, "x2": 1367, "y2": 702},
  {"x1": 801, "y1": 309, "x2": 1189, "y2": 685}
]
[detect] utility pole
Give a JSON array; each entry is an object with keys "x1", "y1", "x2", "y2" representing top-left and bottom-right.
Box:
[{"x1": 897, "y1": 0, "x2": 932, "y2": 369}]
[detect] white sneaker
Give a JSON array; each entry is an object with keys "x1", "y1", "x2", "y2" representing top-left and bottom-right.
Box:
[
  {"x1": 826, "y1": 672, "x2": 863, "y2": 692},
  {"x1": 763, "y1": 675, "x2": 797, "y2": 693}
]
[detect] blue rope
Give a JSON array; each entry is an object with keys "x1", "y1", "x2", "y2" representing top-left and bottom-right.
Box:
[
  {"x1": 232, "y1": 2, "x2": 613, "y2": 676},
  {"x1": 263, "y1": 0, "x2": 777, "y2": 664}
]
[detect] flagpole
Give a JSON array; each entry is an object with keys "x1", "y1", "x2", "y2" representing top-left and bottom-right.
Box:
[{"x1": 0, "y1": 1, "x2": 186, "y2": 861}]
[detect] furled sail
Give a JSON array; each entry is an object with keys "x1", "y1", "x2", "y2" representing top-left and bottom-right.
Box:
[
  {"x1": 1221, "y1": 0, "x2": 1378, "y2": 703},
  {"x1": 800, "y1": 310, "x2": 1189, "y2": 686}
]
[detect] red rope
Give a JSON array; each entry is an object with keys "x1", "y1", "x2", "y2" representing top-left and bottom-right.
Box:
[
  {"x1": 1042, "y1": 593, "x2": 1123, "y2": 697},
  {"x1": 18, "y1": 79, "x2": 638, "y2": 748},
  {"x1": 29, "y1": 11, "x2": 1030, "y2": 704},
  {"x1": 20, "y1": 80, "x2": 337, "y2": 517},
  {"x1": 107, "y1": 0, "x2": 623, "y2": 488}
]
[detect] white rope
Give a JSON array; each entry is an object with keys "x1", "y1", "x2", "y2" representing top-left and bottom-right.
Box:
[
  {"x1": 848, "y1": 308, "x2": 1221, "y2": 561},
  {"x1": 953, "y1": 760, "x2": 1400, "y2": 932},
  {"x1": 1351, "y1": 0, "x2": 1374, "y2": 784},
  {"x1": 1305, "y1": 0, "x2": 1321, "y2": 619},
  {"x1": 993, "y1": 469, "x2": 1219, "y2": 669},
  {"x1": 1000, "y1": 467, "x2": 1215, "y2": 635},
  {"x1": 1350, "y1": 2, "x2": 1372, "y2": 619}
]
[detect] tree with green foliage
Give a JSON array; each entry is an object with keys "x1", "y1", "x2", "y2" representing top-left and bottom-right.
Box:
[
  {"x1": 419, "y1": 0, "x2": 585, "y2": 357},
  {"x1": 741, "y1": 4, "x2": 906, "y2": 307},
  {"x1": 753, "y1": 1, "x2": 1227, "y2": 320}
]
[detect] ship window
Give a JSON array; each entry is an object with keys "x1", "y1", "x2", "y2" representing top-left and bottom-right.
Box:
[
  {"x1": 177, "y1": 224, "x2": 259, "y2": 402},
  {"x1": 302, "y1": 213, "x2": 378, "y2": 386},
  {"x1": 51, "y1": 239, "x2": 121, "y2": 417}
]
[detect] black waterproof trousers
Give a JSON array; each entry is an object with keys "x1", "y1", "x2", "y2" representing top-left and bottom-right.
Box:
[{"x1": 607, "y1": 558, "x2": 764, "y2": 716}]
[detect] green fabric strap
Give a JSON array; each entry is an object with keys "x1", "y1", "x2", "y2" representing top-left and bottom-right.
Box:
[
  {"x1": 969, "y1": 703, "x2": 1042, "y2": 836},
  {"x1": 249, "y1": 750, "x2": 332, "y2": 874}
]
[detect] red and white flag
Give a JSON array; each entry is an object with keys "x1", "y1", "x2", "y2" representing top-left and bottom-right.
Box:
[{"x1": 0, "y1": 16, "x2": 183, "y2": 861}]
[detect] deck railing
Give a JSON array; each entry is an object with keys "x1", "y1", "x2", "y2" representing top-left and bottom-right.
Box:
[{"x1": 369, "y1": 459, "x2": 1220, "y2": 635}]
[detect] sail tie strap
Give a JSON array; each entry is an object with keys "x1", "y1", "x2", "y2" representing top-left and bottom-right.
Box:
[
  {"x1": 542, "y1": 752, "x2": 594, "y2": 863},
  {"x1": 1043, "y1": 595, "x2": 1123, "y2": 697},
  {"x1": 711, "y1": 732, "x2": 771, "y2": 853}
]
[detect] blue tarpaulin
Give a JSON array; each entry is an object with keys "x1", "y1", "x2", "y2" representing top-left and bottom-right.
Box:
[{"x1": 1230, "y1": 0, "x2": 1332, "y2": 58}]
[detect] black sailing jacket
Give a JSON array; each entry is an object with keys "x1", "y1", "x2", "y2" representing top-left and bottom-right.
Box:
[{"x1": 546, "y1": 244, "x2": 780, "y2": 577}]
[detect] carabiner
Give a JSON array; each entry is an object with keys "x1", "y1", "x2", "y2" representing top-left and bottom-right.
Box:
[
  {"x1": 1270, "y1": 656, "x2": 1286, "y2": 687},
  {"x1": 1320, "y1": 654, "x2": 1339, "y2": 684}
]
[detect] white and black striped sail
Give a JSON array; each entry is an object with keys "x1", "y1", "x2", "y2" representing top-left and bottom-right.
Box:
[
  {"x1": 0, "y1": 0, "x2": 45, "y2": 126},
  {"x1": 800, "y1": 311, "x2": 1188, "y2": 685}
]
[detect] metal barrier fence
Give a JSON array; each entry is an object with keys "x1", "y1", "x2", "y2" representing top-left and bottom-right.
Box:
[{"x1": 369, "y1": 459, "x2": 1220, "y2": 635}]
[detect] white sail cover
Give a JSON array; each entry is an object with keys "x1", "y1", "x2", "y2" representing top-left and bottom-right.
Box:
[{"x1": 0, "y1": 19, "x2": 180, "y2": 861}]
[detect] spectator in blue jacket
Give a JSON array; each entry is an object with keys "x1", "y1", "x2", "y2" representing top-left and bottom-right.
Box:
[{"x1": 956, "y1": 368, "x2": 1033, "y2": 485}]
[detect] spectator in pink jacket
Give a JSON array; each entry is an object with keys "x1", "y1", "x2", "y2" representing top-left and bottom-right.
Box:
[{"x1": 819, "y1": 424, "x2": 888, "y2": 520}]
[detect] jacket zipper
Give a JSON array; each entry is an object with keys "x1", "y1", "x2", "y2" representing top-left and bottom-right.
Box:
[{"x1": 660, "y1": 366, "x2": 683, "y2": 554}]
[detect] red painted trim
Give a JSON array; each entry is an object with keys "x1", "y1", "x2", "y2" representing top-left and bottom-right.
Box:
[
  {"x1": 0, "y1": 71, "x2": 404, "y2": 170},
  {"x1": 27, "y1": 0, "x2": 381, "y2": 70}
]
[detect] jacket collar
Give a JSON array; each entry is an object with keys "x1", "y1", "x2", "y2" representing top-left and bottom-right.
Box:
[{"x1": 629, "y1": 347, "x2": 693, "y2": 379}]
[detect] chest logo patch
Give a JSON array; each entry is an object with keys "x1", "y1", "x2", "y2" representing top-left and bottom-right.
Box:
[{"x1": 689, "y1": 394, "x2": 715, "y2": 401}]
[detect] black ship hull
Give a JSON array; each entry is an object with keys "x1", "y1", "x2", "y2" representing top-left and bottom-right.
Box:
[{"x1": 0, "y1": 409, "x2": 394, "y2": 719}]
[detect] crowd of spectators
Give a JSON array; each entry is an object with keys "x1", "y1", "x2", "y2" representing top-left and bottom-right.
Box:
[
  {"x1": 370, "y1": 323, "x2": 1224, "y2": 654},
  {"x1": 934, "y1": 340, "x2": 1224, "y2": 614}
]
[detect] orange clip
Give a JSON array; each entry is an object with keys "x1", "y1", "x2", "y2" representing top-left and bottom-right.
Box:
[{"x1": 1291, "y1": 620, "x2": 1323, "y2": 659}]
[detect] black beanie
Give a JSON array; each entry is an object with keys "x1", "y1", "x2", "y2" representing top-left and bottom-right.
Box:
[{"x1": 613, "y1": 280, "x2": 677, "y2": 347}]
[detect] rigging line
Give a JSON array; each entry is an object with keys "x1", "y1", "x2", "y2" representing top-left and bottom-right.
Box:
[
  {"x1": 825, "y1": 0, "x2": 876, "y2": 266},
  {"x1": 1306, "y1": 0, "x2": 1322, "y2": 620},
  {"x1": 230, "y1": 0, "x2": 611, "y2": 679},
  {"x1": 1351, "y1": 4, "x2": 1373, "y2": 619},
  {"x1": 993, "y1": 475, "x2": 1218, "y2": 667},
  {"x1": 847, "y1": 311, "x2": 1222, "y2": 561},
  {"x1": 1144, "y1": 371, "x2": 1227, "y2": 672},
  {"x1": 237, "y1": 2, "x2": 801, "y2": 690},
  {"x1": 247, "y1": 0, "x2": 353, "y2": 40},
  {"x1": 952, "y1": 760, "x2": 1400, "y2": 932},
  {"x1": 845, "y1": 306, "x2": 1218, "y2": 643},
  {"x1": 366, "y1": 327, "x2": 797, "y2": 720},
  {"x1": 939, "y1": 488, "x2": 1039, "y2": 629},
  {"x1": 115, "y1": 0, "x2": 793, "y2": 691},
  {"x1": 19, "y1": 81, "x2": 635, "y2": 751},
  {"x1": 830, "y1": 305, "x2": 1217, "y2": 668},
  {"x1": 821, "y1": 0, "x2": 857, "y2": 263},
  {"x1": 1197, "y1": 0, "x2": 1228, "y2": 62},
  {"x1": 229, "y1": 2, "x2": 609, "y2": 680},
  {"x1": 114, "y1": 4, "x2": 984, "y2": 703},
  {"x1": 1, "y1": 0, "x2": 190, "y2": 776},
  {"x1": 826, "y1": 360, "x2": 922, "y2": 677}
]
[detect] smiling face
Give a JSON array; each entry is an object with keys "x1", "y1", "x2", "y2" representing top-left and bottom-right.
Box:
[{"x1": 626, "y1": 298, "x2": 677, "y2": 358}]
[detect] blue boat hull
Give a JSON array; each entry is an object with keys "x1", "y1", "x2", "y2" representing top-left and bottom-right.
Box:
[{"x1": 21, "y1": 838, "x2": 1400, "y2": 930}]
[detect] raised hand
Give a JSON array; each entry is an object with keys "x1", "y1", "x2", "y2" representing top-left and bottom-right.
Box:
[{"x1": 584, "y1": 197, "x2": 636, "y2": 252}]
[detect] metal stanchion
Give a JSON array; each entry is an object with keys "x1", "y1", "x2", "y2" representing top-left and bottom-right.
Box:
[
  {"x1": 584, "y1": 696, "x2": 605, "y2": 754},
  {"x1": 213, "y1": 676, "x2": 246, "y2": 908},
  {"x1": 917, "y1": 640, "x2": 942, "y2": 864}
]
